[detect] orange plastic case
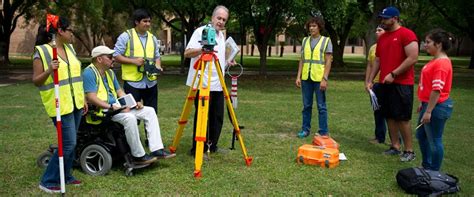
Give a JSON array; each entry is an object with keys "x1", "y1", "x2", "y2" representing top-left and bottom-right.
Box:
[
  {"x1": 297, "y1": 144, "x2": 339, "y2": 168},
  {"x1": 312, "y1": 135, "x2": 339, "y2": 150}
]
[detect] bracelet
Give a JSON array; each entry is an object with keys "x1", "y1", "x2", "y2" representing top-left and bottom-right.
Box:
[{"x1": 323, "y1": 76, "x2": 329, "y2": 81}]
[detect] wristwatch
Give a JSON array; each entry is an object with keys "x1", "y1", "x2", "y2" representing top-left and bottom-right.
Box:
[{"x1": 390, "y1": 72, "x2": 397, "y2": 78}]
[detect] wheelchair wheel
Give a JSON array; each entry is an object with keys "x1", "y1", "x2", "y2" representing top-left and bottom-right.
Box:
[
  {"x1": 37, "y1": 151, "x2": 53, "y2": 168},
  {"x1": 79, "y1": 144, "x2": 112, "y2": 176}
]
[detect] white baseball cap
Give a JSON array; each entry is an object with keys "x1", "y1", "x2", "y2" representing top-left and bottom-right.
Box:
[{"x1": 91, "y1": 46, "x2": 115, "y2": 58}]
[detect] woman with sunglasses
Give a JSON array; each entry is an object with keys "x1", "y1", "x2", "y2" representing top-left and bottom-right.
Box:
[{"x1": 32, "y1": 17, "x2": 87, "y2": 193}]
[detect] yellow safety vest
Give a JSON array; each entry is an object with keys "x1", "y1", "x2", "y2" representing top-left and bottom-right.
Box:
[
  {"x1": 122, "y1": 28, "x2": 157, "y2": 81},
  {"x1": 301, "y1": 36, "x2": 330, "y2": 81},
  {"x1": 85, "y1": 64, "x2": 117, "y2": 125},
  {"x1": 35, "y1": 44, "x2": 84, "y2": 117}
]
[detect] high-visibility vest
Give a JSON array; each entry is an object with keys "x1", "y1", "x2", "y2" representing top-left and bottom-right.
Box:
[
  {"x1": 121, "y1": 28, "x2": 157, "y2": 81},
  {"x1": 35, "y1": 44, "x2": 84, "y2": 117},
  {"x1": 301, "y1": 36, "x2": 330, "y2": 81},
  {"x1": 85, "y1": 64, "x2": 117, "y2": 125}
]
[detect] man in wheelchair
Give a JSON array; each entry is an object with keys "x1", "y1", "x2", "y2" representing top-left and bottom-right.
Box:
[{"x1": 82, "y1": 46, "x2": 175, "y2": 165}]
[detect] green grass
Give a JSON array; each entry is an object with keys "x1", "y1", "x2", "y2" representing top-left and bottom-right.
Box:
[{"x1": 0, "y1": 70, "x2": 473, "y2": 195}]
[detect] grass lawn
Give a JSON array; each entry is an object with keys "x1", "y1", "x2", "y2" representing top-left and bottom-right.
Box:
[{"x1": 0, "y1": 64, "x2": 473, "y2": 195}]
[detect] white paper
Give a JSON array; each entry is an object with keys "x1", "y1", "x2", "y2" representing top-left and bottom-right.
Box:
[
  {"x1": 339, "y1": 153, "x2": 347, "y2": 161},
  {"x1": 369, "y1": 89, "x2": 380, "y2": 111},
  {"x1": 225, "y1": 36, "x2": 240, "y2": 63},
  {"x1": 117, "y1": 93, "x2": 137, "y2": 108}
]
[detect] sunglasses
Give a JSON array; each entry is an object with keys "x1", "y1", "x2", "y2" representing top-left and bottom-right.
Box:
[
  {"x1": 101, "y1": 54, "x2": 113, "y2": 60},
  {"x1": 63, "y1": 28, "x2": 73, "y2": 33}
]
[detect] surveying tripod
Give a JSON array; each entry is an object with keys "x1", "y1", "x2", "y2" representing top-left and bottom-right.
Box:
[{"x1": 169, "y1": 49, "x2": 253, "y2": 178}]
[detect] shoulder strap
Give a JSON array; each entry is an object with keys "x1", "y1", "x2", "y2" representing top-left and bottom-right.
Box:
[
  {"x1": 126, "y1": 29, "x2": 135, "y2": 57},
  {"x1": 64, "y1": 44, "x2": 76, "y2": 56},
  {"x1": 302, "y1": 37, "x2": 309, "y2": 48}
]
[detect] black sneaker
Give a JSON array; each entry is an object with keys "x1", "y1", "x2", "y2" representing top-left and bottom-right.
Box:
[
  {"x1": 133, "y1": 154, "x2": 157, "y2": 165},
  {"x1": 151, "y1": 149, "x2": 176, "y2": 159},
  {"x1": 383, "y1": 147, "x2": 401, "y2": 155},
  {"x1": 400, "y1": 151, "x2": 416, "y2": 162}
]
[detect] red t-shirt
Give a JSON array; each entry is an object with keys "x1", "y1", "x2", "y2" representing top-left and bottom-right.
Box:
[
  {"x1": 376, "y1": 27, "x2": 418, "y2": 85},
  {"x1": 417, "y1": 58, "x2": 453, "y2": 103}
]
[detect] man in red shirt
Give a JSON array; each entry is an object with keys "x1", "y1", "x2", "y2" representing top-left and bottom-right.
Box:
[{"x1": 367, "y1": 6, "x2": 419, "y2": 162}]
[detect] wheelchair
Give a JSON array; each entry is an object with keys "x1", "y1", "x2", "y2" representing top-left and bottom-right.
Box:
[{"x1": 37, "y1": 107, "x2": 154, "y2": 176}]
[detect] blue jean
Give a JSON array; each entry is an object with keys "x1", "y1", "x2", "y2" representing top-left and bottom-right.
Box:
[
  {"x1": 416, "y1": 98, "x2": 453, "y2": 171},
  {"x1": 373, "y1": 83, "x2": 386, "y2": 143},
  {"x1": 301, "y1": 80, "x2": 328, "y2": 135},
  {"x1": 40, "y1": 108, "x2": 83, "y2": 187}
]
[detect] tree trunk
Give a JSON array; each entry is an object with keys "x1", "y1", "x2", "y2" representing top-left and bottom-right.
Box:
[
  {"x1": 0, "y1": 36, "x2": 11, "y2": 67},
  {"x1": 257, "y1": 44, "x2": 268, "y2": 76},
  {"x1": 293, "y1": 38, "x2": 297, "y2": 53},
  {"x1": 332, "y1": 42, "x2": 345, "y2": 67},
  {"x1": 251, "y1": 44, "x2": 254, "y2": 56},
  {"x1": 180, "y1": 32, "x2": 186, "y2": 74},
  {"x1": 455, "y1": 37, "x2": 463, "y2": 56},
  {"x1": 469, "y1": 47, "x2": 474, "y2": 69},
  {"x1": 267, "y1": 45, "x2": 272, "y2": 57},
  {"x1": 280, "y1": 43, "x2": 284, "y2": 57}
]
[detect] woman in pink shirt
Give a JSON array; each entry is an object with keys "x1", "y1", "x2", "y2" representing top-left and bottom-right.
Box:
[{"x1": 416, "y1": 29, "x2": 454, "y2": 171}]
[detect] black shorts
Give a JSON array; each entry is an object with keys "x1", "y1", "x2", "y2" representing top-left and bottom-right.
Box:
[{"x1": 379, "y1": 84, "x2": 413, "y2": 121}]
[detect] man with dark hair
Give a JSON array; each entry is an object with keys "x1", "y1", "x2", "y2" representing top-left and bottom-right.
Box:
[
  {"x1": 113, "y1": 9, "x2": 173, "y2": 159},
  {"x1": 367, "y1": 6, "x2": 419, "y2": 162},
  {"x1": 295, "y1": 16, "x2": 333, "y2": 138},
  {"x1": 113, "y1": 9, "x2": 162, "y2": 114}
]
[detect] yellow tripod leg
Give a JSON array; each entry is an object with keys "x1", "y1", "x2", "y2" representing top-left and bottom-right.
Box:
[
  {"x1": 194, "y1": 60, "x2": 212, "y2": 178},
  {"x1": 215, "y1": 60, "x2": 253, "y2": 166},
  {"x1": 169, "y1": 64, "x2": 200, "y2": 153}
]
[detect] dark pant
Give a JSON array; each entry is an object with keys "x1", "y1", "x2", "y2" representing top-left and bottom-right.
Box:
[
  {"x1": 380, "y1": 84, "x2": 413, "y2": 121},
  {"x1": 123, "y1": 82, "x2": 158, "y2": 113},
  {"x1": 191, "y1": 91, "x2": 224, "y2": 153},
  {"x1": 373, "y1": 83, "x2": 387, "y2": 143},
  {"x1": 40, "y1": 108, "x2": 83, "y2": 187}
]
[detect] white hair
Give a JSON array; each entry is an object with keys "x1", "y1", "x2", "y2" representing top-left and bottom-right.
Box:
[{"x1": 212, "y1": 5, "x2": 229, "y2": 17}]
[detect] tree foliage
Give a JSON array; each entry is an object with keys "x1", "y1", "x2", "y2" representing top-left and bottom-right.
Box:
[
  {"x1": 428, "y1": 0, "x2": 474, "y2": 68},
  {"x1": 313, "y1": 0, "x2": 369, "y2": 67},
  {"x1": 0, "y1": 0, "x2": 38, "y2": 66},
  {"x1": 227, "y1": 0, "x2": 296, "y2": 76}
]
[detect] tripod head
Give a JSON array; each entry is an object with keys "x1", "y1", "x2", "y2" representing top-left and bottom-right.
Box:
[{"x1": 200, "y1": 24, "x2": 217, "y2": 51}]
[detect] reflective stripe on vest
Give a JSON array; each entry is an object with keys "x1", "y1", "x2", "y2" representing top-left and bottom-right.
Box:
[
  {"x1": 35, "y1": 44, "x2": 84, "y2": 117},
  {"x1": 302, "y1": 36, "x2": 329, "y2": 81},
  {"x1": 85, "y1": 64, "x2": 117, "y2": 125},
  {"x1": 122, "y1": 28, "x2": 157, "y2": 81}
]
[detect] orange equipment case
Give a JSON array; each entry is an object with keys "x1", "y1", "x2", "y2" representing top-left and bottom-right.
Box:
[
  {"x1": 312, "y1": 135, "x2": 339, "y2": 150},
  {"x1": 297, "y1": 144, "x2": 339, "y2": 168}
]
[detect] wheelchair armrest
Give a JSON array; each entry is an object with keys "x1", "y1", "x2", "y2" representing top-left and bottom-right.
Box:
[
  {"x1": 104, "y1": 106, "x2": 126, "y2": 118},
  {"x1": 86, "y1": 104, "x2": 125, "y2": 120}
]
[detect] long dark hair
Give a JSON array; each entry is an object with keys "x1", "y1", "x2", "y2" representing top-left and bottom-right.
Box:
[{"x1": 35, "y1": 17, "x2": 71, "y2": 45}]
